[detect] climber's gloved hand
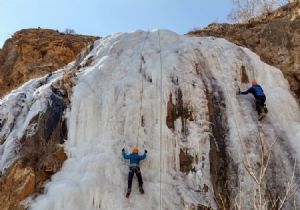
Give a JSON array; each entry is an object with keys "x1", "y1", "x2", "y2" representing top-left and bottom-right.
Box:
[
  {"x1": 122, "y1": 148, "x2": 125, "y2": 152},
  {"x1": 145, "y1": 149, "x2": 148, "y2": 153}
]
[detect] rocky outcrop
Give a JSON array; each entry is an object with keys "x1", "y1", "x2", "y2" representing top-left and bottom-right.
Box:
[
  {"x1": 0, "y1": 146, "x2": 66, "y2": 210},
  {"x1": 0, "y1": 88, "x2": 68, "y2": 210},
  {"x1": 0, "y1": 160, "x2": 35, "y2": 210},
  {"x1": 0, "y1": 28, "x2": 98, "y2": 97},
  {"x1": 0, "y1": 41, "x2": 95, "y2": 210},
  {"x1": 188, "y1": 1, "x2": 300, "y2": 98}
]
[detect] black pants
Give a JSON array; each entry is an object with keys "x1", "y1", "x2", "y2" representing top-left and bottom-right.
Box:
[
  {"x1": 128, "y1": 167, "x2": 143, "y2": 190},
  {"x1": 255, "y1": 95, "x2": 266, "y2": 114}
]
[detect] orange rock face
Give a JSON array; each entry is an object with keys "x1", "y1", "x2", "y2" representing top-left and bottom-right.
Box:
[
  {"x1": 0, "y1": 145, "x2": 67, "y2": 210},
  {"x1": 0, "y1": 28, "x2": 98, "y2": 97},
  {"x1": 0, "y1": 161, "x2": 35, "y2": 210}
]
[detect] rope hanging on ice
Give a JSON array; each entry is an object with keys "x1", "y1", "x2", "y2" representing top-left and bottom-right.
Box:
[{"x1": 158, "y1": 29, "x2": 163, "y2": 210}]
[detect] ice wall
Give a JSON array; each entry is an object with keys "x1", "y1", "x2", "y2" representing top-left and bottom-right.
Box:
[{"x1": 29, "y1": 30, "x2": 300, "y2": 210}]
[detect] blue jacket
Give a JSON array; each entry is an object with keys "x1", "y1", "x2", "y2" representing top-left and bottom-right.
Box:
[
  {"x1": 122, "y1": 151, "x2": 147, "y2": 167},
  {"x1": 241, "y1": 84, "x2": 265, "y2": 98}
]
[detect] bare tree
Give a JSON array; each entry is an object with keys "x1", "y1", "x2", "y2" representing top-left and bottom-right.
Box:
[
  {"x1": 277, "y1": 0, "x2": 296, "y2": 4},
  {"x1": 241, "y1": 134, "x2": 299, "y2": 210},
  {"x1": 63, "y1": 28, "x2": 76, "y2": 34},
  {"x1": 228, "y1": 0, "x2": 294, "y2": 23},
  {"x1": 228, "y1": 0, "x2": 256, "y2": 23}
]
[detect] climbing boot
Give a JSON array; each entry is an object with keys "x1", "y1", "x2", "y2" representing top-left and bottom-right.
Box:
[
  {"x1": 258, "y1": 113, "x2": 265, "y2": 121},
  {"x1": 264, "y1": 104, "x2": 268, "y2": 113},
  {"x1": 139, "y1": 186, "x2": 144, "y2": 194},
  {"x1": 126, "y1": 189, "x2": 131, "y2": 198}
]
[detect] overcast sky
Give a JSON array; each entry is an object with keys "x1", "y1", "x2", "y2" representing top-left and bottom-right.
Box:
[{"x1": 0, "y1": 0, "x2": 232, "y2": 47}]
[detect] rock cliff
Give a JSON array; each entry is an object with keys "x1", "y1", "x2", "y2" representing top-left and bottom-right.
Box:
[
  {"x1": 0, "y1": 30, "x2": 96, "y2": 210},
  {"x1": 188, "y1": 1, "x2": 300, "y2": 98},
  {"x1": 0, "y1": 28, "x2": 97, "y2": 97}
]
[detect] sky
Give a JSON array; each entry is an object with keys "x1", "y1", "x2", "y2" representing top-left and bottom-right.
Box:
[{"x1": 0, "y1": 0, "x2": 232, "y2": 47}]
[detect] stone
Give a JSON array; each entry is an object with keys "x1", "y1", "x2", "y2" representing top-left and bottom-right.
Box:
[
  {"x1": 0, "y1": 161, "x2": 35, "y2": 210},
  {"x1": 0, "y1": 28, "x2": 98, "y2": 98}
]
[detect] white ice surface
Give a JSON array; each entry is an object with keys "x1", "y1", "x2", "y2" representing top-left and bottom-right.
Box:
[{"x1": 26, "y1": 30, "x2": 300, "y2": 210}]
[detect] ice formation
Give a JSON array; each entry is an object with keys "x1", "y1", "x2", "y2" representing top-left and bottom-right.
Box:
[{"x1": 2, "y1": 30, "x2": 299, "y2": 209}]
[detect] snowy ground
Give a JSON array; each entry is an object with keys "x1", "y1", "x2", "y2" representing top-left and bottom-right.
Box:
[{"x1": 9, "y1": 30, "x2": 298, "y2": 209}]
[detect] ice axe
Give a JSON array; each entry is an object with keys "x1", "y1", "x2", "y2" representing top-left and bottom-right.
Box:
[
  {"x1": 236, "y1": 87, "x2": 241, "y2": 95},
  {"x1": 122, "y1": 139, "x2": 128, "y2": 151},
  {"x1": 142, "y1": 143, "x2": 148, "y2": 153}
]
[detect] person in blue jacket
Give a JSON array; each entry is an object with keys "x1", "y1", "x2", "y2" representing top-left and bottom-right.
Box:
[
  {"x1": 122, "y1": 147, "x2": 147, "y2": 197},
  {"x1": 238, "y1": 80, "x2": 268, "y2": 119}
]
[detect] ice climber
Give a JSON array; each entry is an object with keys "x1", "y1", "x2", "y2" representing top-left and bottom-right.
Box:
[
  {"x1": 122, "y1": 147, "x2": 147, "y2": 198},
  {"x1": 238, "y1": 80, "x2": 268, "y2": 120}
]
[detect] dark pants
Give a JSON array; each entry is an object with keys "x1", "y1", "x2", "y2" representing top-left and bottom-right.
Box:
[
  {"x1": 128, "y1": 167, "x2": 143, "y2": 190},
  {"x1": 255, "y1": 95, "x2": 266, "y2": 114}
]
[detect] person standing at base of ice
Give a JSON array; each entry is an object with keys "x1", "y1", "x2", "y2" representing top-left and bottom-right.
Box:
[
  {"x1": 238, "y1": 80, "x2": 268, "y2": 120},
  {"x1": 122, "y1": 147, "x2": 147, "y2": 198}
]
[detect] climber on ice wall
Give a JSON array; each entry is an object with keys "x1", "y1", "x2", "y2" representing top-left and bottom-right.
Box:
[
  {"x1": 238, "y1": 80, "x2": 268, "y2": 120},
  {"x1": 122, "y1": 147, "x2": 147, "y2": 198}
]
